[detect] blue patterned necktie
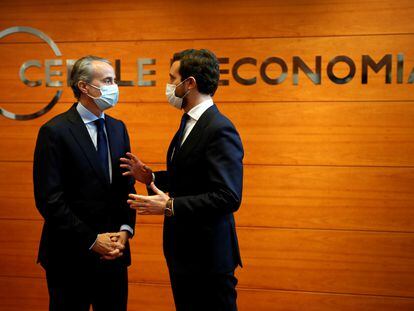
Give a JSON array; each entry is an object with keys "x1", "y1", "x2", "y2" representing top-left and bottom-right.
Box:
[{"x1": 94, "y1": 118, "x2": 110, "y2": 182}]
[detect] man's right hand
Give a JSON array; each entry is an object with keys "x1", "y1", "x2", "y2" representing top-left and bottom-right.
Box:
[
  {"x1": 91, "y1": 232, "x2": 125, "y2": 260},
  {"x1": 120, "y1": 152, "x2": 153, "y2": 185}
]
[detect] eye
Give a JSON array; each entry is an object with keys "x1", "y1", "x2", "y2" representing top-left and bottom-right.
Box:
[{"x1": 103, "y1": 78, "x2": 113, "y2": 84}]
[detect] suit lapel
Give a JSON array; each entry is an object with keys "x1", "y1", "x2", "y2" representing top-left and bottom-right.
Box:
[
  {"x1": 173, "y1": 105, "x2": 218, "y2": 164},
  {"x1": 167, "y1": 131, "x2": 179, "y2": 167},
  {"x1": 67, "y1": 104, "x2": 109, "y2": 187}
]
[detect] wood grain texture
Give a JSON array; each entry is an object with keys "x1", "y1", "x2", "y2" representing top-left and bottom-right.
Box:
[
  {"x1": 1, "y1": 220, "x2": 413, "y2": 298},
  {"x1": 1, "y1": 102, "x2": 414, "y2": 166},
  {"x1": 2, "y1": 276, "x2": 413, "y2": 311},
  {"x1": 0, "y1": 0, "x2": 413, "y2": 43},
  {"x1": 1, "y1": 162, "x2": 414, "y2": 232},
  {"x1": 1, "y1": 0, "x2": 414, "y2": 309}
]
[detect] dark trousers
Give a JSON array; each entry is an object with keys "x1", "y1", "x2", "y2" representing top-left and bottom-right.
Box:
[
  {"x1": 169, "y1": 270, "x2": 238, "y2": 311},
  {"x1": 46, "y1": 261, "x2": 128, "y2": 311}
]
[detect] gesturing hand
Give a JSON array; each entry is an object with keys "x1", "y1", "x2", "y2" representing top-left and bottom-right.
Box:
[
  {"x1": 128, "y1": 182, "x2": 170, "y2": 215},
  {"x1": 120, "y1": 152, "x2": 153, "y2": 185}
]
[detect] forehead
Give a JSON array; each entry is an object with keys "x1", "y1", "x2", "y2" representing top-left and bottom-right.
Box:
[
  {"x1": 170, "y1": 60, "x2": 181, "y2": 77},
  {"x1": 91, "y1": 61, "x2": 114, "y2": 79}
]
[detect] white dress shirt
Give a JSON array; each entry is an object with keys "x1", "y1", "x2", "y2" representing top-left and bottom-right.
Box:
[
  {"x1": 181, "y1": 98, "x2": 214, "y2": 146},
  {"x1": 76, "y1": 103, "x2": 134, "y2": 246}
]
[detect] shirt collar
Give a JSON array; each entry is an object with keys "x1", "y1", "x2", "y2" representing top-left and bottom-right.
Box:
[
  {"x1": 186, "y1": 98, "x2": 214, "y2": 121},
  {"x1": 76, "y1": 102, "x2": 105, "y2": 124}
]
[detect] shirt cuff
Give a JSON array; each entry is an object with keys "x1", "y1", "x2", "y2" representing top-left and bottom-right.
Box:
[{"x1": 120, "y1": 224, "x2": 134, "y2": 237}]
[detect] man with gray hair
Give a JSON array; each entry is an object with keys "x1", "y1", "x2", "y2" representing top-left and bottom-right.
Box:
[{"x1": 33, "y1": 55, "x2": 136, "y2": 311}]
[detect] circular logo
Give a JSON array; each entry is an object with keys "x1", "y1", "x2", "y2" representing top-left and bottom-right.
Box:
[{"x1": 0, "y1": 26, "x2": 63, "y2": 120}]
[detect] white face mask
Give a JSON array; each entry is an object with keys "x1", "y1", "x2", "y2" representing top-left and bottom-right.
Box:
[
  {"x1": 165, "y1": 79, "x2": 190, "y2": 109},
  {"x1": 87, "y1": 83, "x2": 119, "y2": 111}
]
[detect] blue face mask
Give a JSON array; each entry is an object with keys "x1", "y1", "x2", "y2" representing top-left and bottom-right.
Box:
[{"x1": 87, "y1": 83, "x2": 119, "y2": 111}]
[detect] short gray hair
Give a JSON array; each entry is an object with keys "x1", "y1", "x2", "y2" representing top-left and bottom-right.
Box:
[{"x1": 69, "y1": 55, "x2": 111, "y2": 99}]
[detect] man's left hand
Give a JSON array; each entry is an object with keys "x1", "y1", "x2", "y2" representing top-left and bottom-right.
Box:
[
  {"x1": 101, "y1": 231, "x2": 130, "y2": 260},
  {"x1": 111, "y1": 231, "x2": 130, "y2": 246},
  {"x1": 128, "y1": 182, "x2": 170, "y2": 215}
]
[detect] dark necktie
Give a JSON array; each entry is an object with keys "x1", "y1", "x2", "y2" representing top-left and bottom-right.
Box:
[
  {"x1": 173, "y1": 113, "x2": 189, "y2": 159},
  {"x1": 94, "y1": 118, "x2": 110, "y2": 182}
]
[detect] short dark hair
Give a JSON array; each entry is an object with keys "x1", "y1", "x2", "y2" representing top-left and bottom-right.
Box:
[
  {"x1": 172, "y1": 49, "x2": 220, "y2": 96},
  {"x1": 69, "y1": 55, "x2": 111, "y2": 99}
]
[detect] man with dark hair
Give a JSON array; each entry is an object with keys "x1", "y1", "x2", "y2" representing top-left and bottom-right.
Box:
[
  {"x1": 122, "y1": 48, "x2": 243, "y2": 311},
  {"x1": 33, "y1": 55, "x2": 136, "y2": 311}
]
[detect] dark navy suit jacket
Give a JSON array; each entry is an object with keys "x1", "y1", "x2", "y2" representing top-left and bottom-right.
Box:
[
  {"x1": 33, "y1": 104, "x2": 136, "y2": 271},
  {"x1": 154, "y1": 104, "x2": 244, "y2": 274}
]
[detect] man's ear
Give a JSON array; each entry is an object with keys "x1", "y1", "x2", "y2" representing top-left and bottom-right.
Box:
[
  {"x1": 77, "y1": 81, "x2": 88, "y2": 95},
  {"x1": 187, "y1": 76, "x2": 197, "y2": 90}
]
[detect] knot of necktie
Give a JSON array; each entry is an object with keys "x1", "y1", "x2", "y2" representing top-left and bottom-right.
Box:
[{"x1": 94, "y1": 118, "x2": 105, "y2": 130}]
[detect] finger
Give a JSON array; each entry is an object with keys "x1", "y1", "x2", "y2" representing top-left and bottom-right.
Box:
[
  {"x1": 119, "y1": 157, "x2": 132, "y2": 165},
  {"x1": 107, "y1": 248, "x2": 120, "y2": 256},
  {"x1": 114, "y1": 242, "x2": 125, "y2": 250},
  {"x1": 122, "y1": 171, "x2": 132, "y2": 176},
  {"x1": 127, "y1": 152, "x2": 139, "y2": 163},
  {"x1": 108, "y1": 252, "x2": 124, "y2": 258},
  {"x1": 109, "y1": 232, "x2": 121, "y2": 239},
  {"x1": 129, "y1": 202, "x2": 148, "y2": 209},
  {"x1": 129, "y1": 203, "x2": 149, "y2": 210},
  {"x1": 106, "y1": 251, "x2": 124, "y2": 259},
  {"x1": 128, "y1": 202, "x2": 138, "y2": 210},
  {"x1": 127, "y1": 200, "x2": 141, "y2": 207},
  {"x1": 120, "y1": 164, "x2": 131, "y2": 169},
  {"x1": 129, "y1": 194, "x2": 149, "y2": 201},
  {"x1": 150, "y1": 182, "x2": 162, "y2": 195}
]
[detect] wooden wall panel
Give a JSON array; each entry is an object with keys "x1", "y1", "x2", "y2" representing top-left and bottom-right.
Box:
[
  {"x1": 0, "y1": 0, "x2": 413, "y2": 42},
  {"x1": 1, "y1": 220, "x2": 414, "y2": 298},
  {"x1": 1, "y1": 162, "x2": 414, "y2": 232},
  {"x1": 2, "y1": 276, "x2": 413, "y2": 311},
  {"x1": 1, "y1": 102, "x2": 414, "y2": 166},
  {"x1": 237, "y1": 289, "x2": 414, "y2": 311},
  {"x1": 1, "y1": 0, "x2": 413, "y2": 310}
]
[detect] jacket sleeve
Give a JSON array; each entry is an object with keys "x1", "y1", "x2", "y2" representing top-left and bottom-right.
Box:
[
  {"x1": 33, "y1": 125, "x2": 97, "y2": 250},
  {"x1": 173, "y1": 123, "x2": 244, "y2": 217},
  {"x1": 121, "y1": 122, "x2": 137, "y2": 234},
  {"x1": 152, "y1": 170, "x2": 169, "y2": 193}
]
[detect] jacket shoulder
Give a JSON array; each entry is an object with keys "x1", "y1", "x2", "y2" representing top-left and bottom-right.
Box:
[
  {"x1": 208, "y1": 108, "x2": 238, "y2": 133},
  {"x1": 105, "y1": 113, "x2": 126, "y2": 129},
  {"x1": 39, "y1": 109, "x2": 72, "y2": 133}
]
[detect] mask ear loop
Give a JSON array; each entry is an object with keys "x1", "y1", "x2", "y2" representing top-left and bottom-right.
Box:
[
  {"x1": 179, "y1": 76, "x2": 196, "y2": 99},
  {"x1": 86, "y1": 83, "x2": 102, "y2": 99}
]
